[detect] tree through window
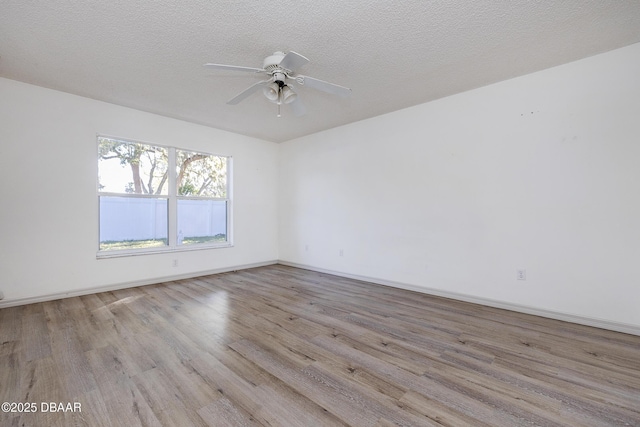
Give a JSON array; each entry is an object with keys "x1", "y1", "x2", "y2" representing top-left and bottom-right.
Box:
[{"x1": 98, "y1": 136, "x2": 231, "y2": 253}]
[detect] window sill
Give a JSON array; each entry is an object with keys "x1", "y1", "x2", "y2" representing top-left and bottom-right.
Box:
[{"x1": 96, "y1": 243, "x2": 233, "y2": 259}]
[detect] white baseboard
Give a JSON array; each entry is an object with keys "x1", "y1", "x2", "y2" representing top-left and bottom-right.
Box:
[
  {"x1": 3, "y1": 259, "x2": 638, "y2": 337},
  {"x1": 278, "y1": 261, "x2": 640, "y2": 337},
  {"x1": 0, "y1": 260, "x2": 278, "y2": 309}
]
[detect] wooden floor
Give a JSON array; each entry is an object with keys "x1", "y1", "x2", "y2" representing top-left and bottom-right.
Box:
[{"x1": 1, "y1": 265, "x2": 639, "y2": 426}]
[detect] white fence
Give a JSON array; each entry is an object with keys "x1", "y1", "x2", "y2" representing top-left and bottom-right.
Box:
[{"x1": 99, "y1": 196, "x2": 226, "y2": 241}]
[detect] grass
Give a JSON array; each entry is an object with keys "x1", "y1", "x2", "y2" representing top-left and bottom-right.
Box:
[
  {"x1": 181, "y1": 234, "x2": 227, "y2": 245},
  {"x1": 100, "y1": 234, "x2": 226, "y2": 251}
]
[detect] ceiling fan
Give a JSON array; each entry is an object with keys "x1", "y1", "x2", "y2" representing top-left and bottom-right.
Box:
[{"x1": 204, "y1": 51, "x2": 351, "y2": 117}]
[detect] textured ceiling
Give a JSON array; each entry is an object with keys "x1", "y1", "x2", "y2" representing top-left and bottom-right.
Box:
[{"x1": 2, "y1": 1, "x2": 640, "y2": 142}]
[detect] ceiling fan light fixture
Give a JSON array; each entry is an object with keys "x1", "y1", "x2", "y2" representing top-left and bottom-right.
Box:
[
  {"x1": 281, "y1": 85, "x2": 297, "y2": 104},
  {"x1": 263, "y1": 82, "x2": 280, "y2": 102}
]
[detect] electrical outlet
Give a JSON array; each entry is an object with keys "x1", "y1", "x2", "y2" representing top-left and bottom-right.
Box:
[
  {"x1": 517, "y1": 269, "x2": 526, "y2": 281},
  {"x1": 339, "y1": 249, "x2": 344, "y2": 257},
  {"x1": 172, "y1": 259, "x2": 179, "y2": 268},
  {"x1": 305, "y1": 244, "x2": 309, "y2": 252}
]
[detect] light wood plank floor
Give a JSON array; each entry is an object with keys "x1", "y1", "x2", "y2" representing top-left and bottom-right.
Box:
[{"x1": 1, "y1": 265, "x2": 639, "y2": 426}]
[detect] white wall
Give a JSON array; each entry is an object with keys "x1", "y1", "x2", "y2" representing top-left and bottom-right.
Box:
[
  {"x1": 0, "y1": 77, "x2": 279, "y2": 302},
  {"x1": 279, "y1": 43, "x2": 640, "y2": 330}
]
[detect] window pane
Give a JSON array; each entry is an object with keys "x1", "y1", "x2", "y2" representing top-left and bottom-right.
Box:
[
  {"x1": 177, "y1": 199, "x2": 227, "y2": 245},
  {"x1": 98, "y1": 137, "x2": 169, "y2": 195},
  {"x1": 176, "y1": 150, "x2": 227, "y2": 198},
  {"x1": 99, "y1": 196, "x2": 168, "y2": 250}
]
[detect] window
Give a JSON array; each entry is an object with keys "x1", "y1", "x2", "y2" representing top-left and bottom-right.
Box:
[{"x1": 97, "y1": 136, "x2": 231, "y2": 255}]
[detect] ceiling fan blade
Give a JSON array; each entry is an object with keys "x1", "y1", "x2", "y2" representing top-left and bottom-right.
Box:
[
  {"x1": 204, "y1": 63, "x2": 265, "y2": 73},
  {"x1": 227, "y1": 79, "x2": 272, "y2": 105},
  {"x1": 289, "y1": 97, "x2": 306, "y2": 117},
  {"x1": 278, "y1": 51, "x2": 309, "y2": 72},
  {"x1": 296, "y1": 75, "x2": 351, "y2": 98}
]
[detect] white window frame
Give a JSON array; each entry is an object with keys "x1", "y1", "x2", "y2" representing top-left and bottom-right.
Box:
[{"x1": 96, "y1": 135, "x2": 233, "y2": 258}]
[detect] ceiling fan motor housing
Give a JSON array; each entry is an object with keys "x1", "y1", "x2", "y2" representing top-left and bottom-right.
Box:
[{"x1": 263, "y1": 51, "x2": 286, "y2": 71}]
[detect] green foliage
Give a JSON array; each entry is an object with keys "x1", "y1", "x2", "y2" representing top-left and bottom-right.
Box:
[
  {"x1": 98, "y1": 137, "x2": 168, "y2": 195},
  {"x1": 176, "y1": 150, "x2": 227, "y2": 198},
  {"x1": 178, "y1": 180, "x2": 198, "y2": 196},
  {"x1": 98, "y1": 137, "x2": 227, "y2": 198}
]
